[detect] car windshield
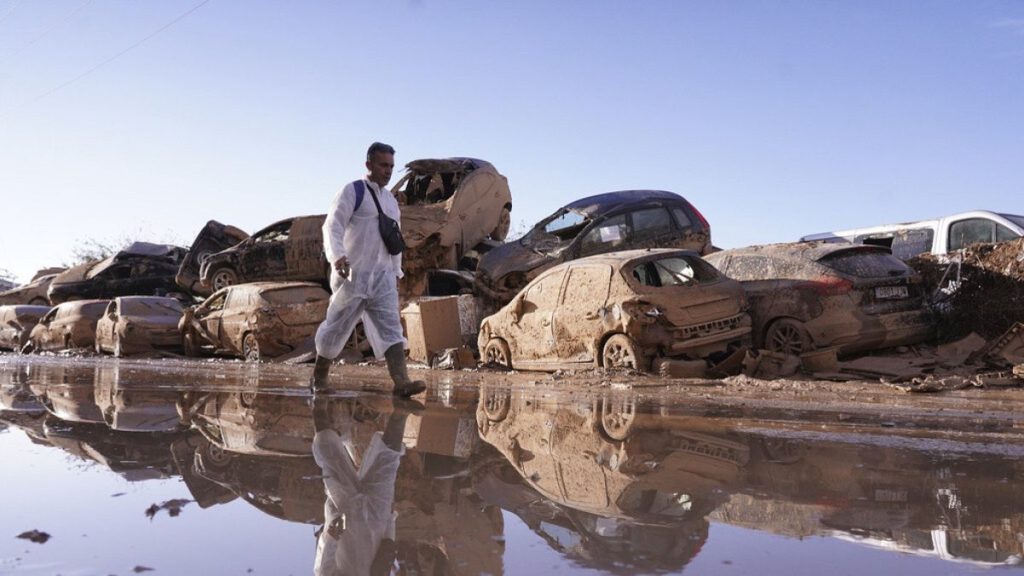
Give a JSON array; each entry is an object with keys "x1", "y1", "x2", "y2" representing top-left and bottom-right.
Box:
[
  {"x1": 84, "y1": 257, "x2": 116, "y2": 279},
  {"x1": 259, "y1": 287, "x2": 325, "y2": 305},
  {"x1": 999, "y1": 213, "x2": 1024, "y2": 231},
  {"x1": 631, "y1": 255, "x2": 719, "y2": 287},
  {"x1": 121, "y1": 299, "x2": 183, "y2": 316},
  {"x1": 818, "y1": 249, "x2": 910, "y2": 278},
  {"x1": 521, "y1": 209, "x2": 591, "y2": 254}
]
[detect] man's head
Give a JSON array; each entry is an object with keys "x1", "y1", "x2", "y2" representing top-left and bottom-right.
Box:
[{"x1": 365, "y1": 142, "x2": 395, "y2": 187}]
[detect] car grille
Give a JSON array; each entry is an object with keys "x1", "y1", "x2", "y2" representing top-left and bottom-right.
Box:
[{"x1": 677, "y1": 313, "x2": 747, "y2": 340}]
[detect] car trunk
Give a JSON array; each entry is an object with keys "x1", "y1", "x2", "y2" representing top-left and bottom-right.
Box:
[
  {"x1": 654, "y1": 282, "x2": 745, "y2": 327},
  {"x1": 257, "y1": 289, "x2": 327, "y2": 327}
]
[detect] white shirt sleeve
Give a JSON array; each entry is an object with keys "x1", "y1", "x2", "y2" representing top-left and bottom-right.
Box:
[{"x1": 323, "y1": 182, "x2": 357, "y2": 265}]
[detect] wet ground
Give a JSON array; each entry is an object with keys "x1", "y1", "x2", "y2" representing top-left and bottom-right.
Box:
[{"x1": 3, "y1": 354, "x2": 1024, "y2": 575}]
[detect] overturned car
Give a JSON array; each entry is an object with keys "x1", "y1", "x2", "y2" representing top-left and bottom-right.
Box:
[
  {"x1": 48, "y1": 243, "x2": 187, "y2": 305},
  {"x1": 478, "y1": 248, "x2": 750, "y2": 372},
  {"x1": 180, "y1": 282, "x2": 329, "y2": 361},
  {"x1": 176, "y1": 220, "x2": 250, "y2": 296},
  {"x1": 94, "y1": 296, "x2": 185, "y2": 357},
  {"x1": 476, "y1": 190, "x2": 712, "y2": 304},
  {"x1": 704, "y1": 242, "x2": 934, "y2": 356}
]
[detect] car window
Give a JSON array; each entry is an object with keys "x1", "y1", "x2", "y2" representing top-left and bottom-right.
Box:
[
  {"x1": 578, "y1": 214, "x2": 629, "y2": 256},
  {"x1": 888, "y1": 229, "x2": 934, "y2": 260},
  {"x1": 253, "y1": 221, "x2": 291, "y2": 243},
  {"x1": 818, "y1": 250, "x2": 910, "y2": 278},
  {"x1": 522, "y1": 270, "x2": 564, "y2": 310},
  {"x1": 205, "y1": 292, "x2": 228, "y2": 312},
  {"x1": 631, "y1": 256, "x2": 719, "y2": 287},
  {"x1": 999, "y1": 213, "x2": 1024, "y2": 230},
  {"x1": 225, "y1": 289, "x2": 251, "y2": 308},
  {"x1": 629, "y1": 208, "x2": 674, "y2": 242},
  {"x1": 671, "y1": 207, "x2": 693, "y2": 229},
  {"x1": 720, "y1": 255, "x2": 776, "y2": 281},
  {"x1": 105, "y1": 302, "x2": 117, "y2": 317},
  {"x1": 260, "y1": 287, "x2": 327, "y2": 305},
  {"x1": 543, "y1": 210, "x2": 589, "y2": 240},
  {"x1": 563, "y1": 266, "x2": 612, "y2": 304},
  {"x1": 948, "y1": 218, "x2": 996, "y2": 251},
  {"x1": 81, "y1": 302, "x2": 108, "y2": 316},
  {"x1": 290, "y1": 218, "x2": 323, "y2": 240},
  {"x1": 996, "y1": 223, "x2": 1018, "y2": 243},
  {"x1": 121, "y1": 299, "x2": 183, "y2": 316}
]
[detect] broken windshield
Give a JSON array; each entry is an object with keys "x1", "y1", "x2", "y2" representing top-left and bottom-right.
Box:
[
  {"x1": 521, "y1": 209, "x2": 592, "y2": 254},
  {"x1": 631, "y1": 256, "x2": 719, "y2": 287}
]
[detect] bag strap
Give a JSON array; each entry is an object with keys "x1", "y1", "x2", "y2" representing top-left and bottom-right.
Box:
[
  {"x1": 352, "y1": 180, "x2": 366, "y2": 211},
  {"x1": 365, "y1": 181, "x2": 386, "y2": 215}
]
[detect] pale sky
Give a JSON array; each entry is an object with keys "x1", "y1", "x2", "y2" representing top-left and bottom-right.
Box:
[{"x1": 1, "y1": 1, "x2": 1022, "y2": 283}]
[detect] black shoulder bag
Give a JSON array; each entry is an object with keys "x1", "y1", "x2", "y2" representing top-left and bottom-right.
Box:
[{"x1": 359, "y1": 180, "x2": 406, "y2": 255}]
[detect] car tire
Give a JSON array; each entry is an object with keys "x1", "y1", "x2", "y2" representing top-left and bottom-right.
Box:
[
  {"x1": 183, "y1": 332, "x2": 199, "y2": 357},
  {"x1": 242, "y1": 332, "x2": 261, "y2": 362},
  {"x1": 491, "y1": 206, "x2": 512, "y2": 241},
  {"x1": 481, "y1": 387, "x2": 511, "y2": 423},
  {"x1": 483, "y1": 338, "x2": 512, "y2": 369},
  {"x1": 210, "y1": 267, "x2": 238, "y2": 291},
  {"x1": 765, "y1": 318, "x2": 813, "y2": 356},
  {"x1": 599, "y1": 395, "x2": 636, "y2": 441},
  {"x1": 601, "y1": 334, "x2": 648, "y2": 371}
]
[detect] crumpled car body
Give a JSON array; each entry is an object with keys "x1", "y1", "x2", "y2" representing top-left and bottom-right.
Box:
[
  {"x1": 476, "y1": 190, "x2": 712, "y2": 304},
  {"x1": 94, "y1": 296, "x2": 184, "y2": 357},
  {"x1": 48, "y1": 242, "x2": 188, "y2": 304},
  {"x1": 0, "y1": 272, "x2": 60, "y2": 306},
  {"x1": 391, "y1": 158, "x2": 512, "y2": 294},
  {"x1": 25, "y1": 299, "x2": 109, "y2": 352},
  {"x1": 179, "y1": 282, "x2": 328, "y2": 361},
  {"x1": 0, "y1": 305, "x2": 51, "y2": 351},
  {"x1": 704, "y1": 241, "x2": 934, "y2": 356},
  {"x1": 478, "y1": 248, "x2": 751, "y2": 372},
  {"x1": 176, "y1": 220, "x2": 250, "y2": 296},
  {"x1": 198, "y1": 215, "x2": 329, "y2": 293}
]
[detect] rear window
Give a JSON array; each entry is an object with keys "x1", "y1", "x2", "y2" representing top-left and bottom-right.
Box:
[
  {"x1": 121, "y1": 299, "x2": 183, "y2": 316},
  {"x1": 818, "y1": 250, "x2": 910, "y2": 278},
  {"x1": 79, "y1": 302, "x2": 109, "y2": 316},
  {"x1": 631, "y1": 255, "x2": 720, "y2": 287},
  {"x1": 259, "y1": 287, "x2": 326, "y2": 305}
]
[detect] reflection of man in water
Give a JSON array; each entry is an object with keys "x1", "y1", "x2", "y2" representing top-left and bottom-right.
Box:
[{"x1": 312, "y1": 396, "x2": 409, "y2": 575}]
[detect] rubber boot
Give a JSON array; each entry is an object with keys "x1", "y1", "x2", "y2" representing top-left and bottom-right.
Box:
[
  {"x1": 384, "y1": 343, "x2": 425, "y2": 397},
  {"x1": 310, "y1": 355, "x2": 332, "y2": 393}
]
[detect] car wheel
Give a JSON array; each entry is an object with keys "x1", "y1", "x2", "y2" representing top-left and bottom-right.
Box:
[
  {"x1": 481, "y1": 387, "x2": 511, "y2": 422},
  {"x1": 599, "y1": 395, "x2": 636, "y2": 441},
  {"x1": 243, "y1": 333, "x2": 261, "y2": 362},
  {"x1": 765, "y1": 318, "x2": 813, "y2": 356},
  {"x1": 211, "y1": 267, "x2": 238, "y2": 291},
  {"x1": 483, "y1": 338, "x2": 512, "y2": 369},
  {"x1": 491, "y1": 206, "x2": 512, "y2": 241},
  {"x1": 239, "y1": 390, "x2": 258, "y2": 407},
  {"x1": 198, "y1": 441, "x2": 232, "y2": 471},
  {"x1": 602, "y1": 334, "x2": 647, "y2": 371},
  {"x1": 183, "y1": 332, "x2": 199, "y2": 357}
]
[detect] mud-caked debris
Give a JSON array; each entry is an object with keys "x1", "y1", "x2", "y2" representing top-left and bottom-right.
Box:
[{"x1": 16, "y1": 530, "x2": 50, "y2": 544}]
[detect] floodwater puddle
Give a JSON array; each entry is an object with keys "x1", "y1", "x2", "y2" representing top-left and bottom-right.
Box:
[{"x1": 2, "y1": 354, "x2": 1024, "y2": 574}]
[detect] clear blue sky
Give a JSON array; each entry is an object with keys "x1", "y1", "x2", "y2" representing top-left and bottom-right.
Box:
[{"x1": 1, "y1": 1, "x2": 1022, "y2": 283}]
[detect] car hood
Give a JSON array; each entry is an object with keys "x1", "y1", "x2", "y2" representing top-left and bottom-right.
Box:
[{"x1": 478, "y1": 240, "x2": 558, "y2": 283}]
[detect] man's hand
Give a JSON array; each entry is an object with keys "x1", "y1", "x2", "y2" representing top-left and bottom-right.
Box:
[{"x1": 333, "y1": 256, "x2": 350, "y2": 277}]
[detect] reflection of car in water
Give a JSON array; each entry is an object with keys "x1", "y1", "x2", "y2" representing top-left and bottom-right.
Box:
[
  {"x1": 705, "y1": 242, "x2": 933, "y2": 356},
  {"x1": 180, "y1": 390, "x2": 316, "y2": 457},
  {"x1": 478, "y1": 249, "x2": 751, "y2": 371},
  {"x1": 47, "y1": 242, "x2": 187, "y2": 304},
  {"x1": 94, "y1": 296, "x2": 184, "y2": 357},
  {"x1": 92, "y1": 364, "x2": 187, "y2": 433},
  {"x1": 41, "y1": 415, "x2": 183, "y2": 481},
  {"x1": 476, "y1": 190, "x2": 712, "y2": 303}
]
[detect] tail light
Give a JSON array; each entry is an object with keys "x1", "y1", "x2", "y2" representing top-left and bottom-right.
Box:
[
  {"x1": 801, "y1": 276, "x2": 853, "y2": 296},
  {"x1": 690, "y1": 204, "x2": 711, "y2": 234}
]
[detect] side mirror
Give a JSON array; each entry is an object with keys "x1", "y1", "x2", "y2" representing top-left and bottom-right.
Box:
[{"x1": 510, "y1": 297, "x2": 524, "y2": 323}]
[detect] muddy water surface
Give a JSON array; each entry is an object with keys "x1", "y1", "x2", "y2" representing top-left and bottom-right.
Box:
[{"x1": 2, "y1": 354, "x2": 1023, "y2": 575}]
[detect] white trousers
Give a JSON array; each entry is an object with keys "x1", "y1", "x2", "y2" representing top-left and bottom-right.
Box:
[{"x1": 314, "y1": 268, "x2": 406, "y2": 361}]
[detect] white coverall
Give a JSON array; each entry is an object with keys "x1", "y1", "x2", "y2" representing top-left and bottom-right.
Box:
[
  {"x1": 315, "y1": 179, "x2": 406, "y2": 361},
  {"x1": 312, "y1": 426, "x2": 402, "y2": 576}
]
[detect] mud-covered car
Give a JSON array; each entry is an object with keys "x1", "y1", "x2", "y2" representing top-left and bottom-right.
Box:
[
  {"x1": 198, "y1": 216, "x2": 328, "y2": 293},
  {"x1": 180, "y1": 282, "x2": 329, "y2": 361},
  {"x1": 476, "y1": 190, "x2": 712, "y2": 304},
  {"x1": 478, "y1": 248, "x2": 750, "y2": 372},
  {"x1": 94, "y1": 296, "x2": 184, "y2": 357},
  {"x1": 176, "y1": 220, "x2": 250, "y2": 296},
  {"x1": 0, "y1": 305, "x2": 51, "y2": 351},
  {"x1": 0, "y1": 272, "x2": 61, "y2": 306},
  {"x1": 391, "y1": 158, "x2": 512, "y2": 293},
  {"x1": 48, "y1": 243, "x2": 188, "y2": 305},
  {"x1": 705, "y1": 242, "x2": 933, "y2": 356},
  {"x1": 24, "y1": 299, "x2": 109, "y2": 353}
]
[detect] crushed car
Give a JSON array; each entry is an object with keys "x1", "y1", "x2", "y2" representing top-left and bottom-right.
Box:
[
  {"x1": 175, "y1": 220, "x2": 250, "y2": 296},
  {"x1": 94, "y1": 296, "x2": 185, "y2": 357},
  {"x1": 704, "y1": 241, "x2": 934, "y2": 356},
  {"x1": 475, "y1": 190, "x2": 712, "y2": 304},
  {"x1": 390, "y1": 158, "x2": 513, "y2": 295},
  {"x1": 477, "y1": 248, "x2": 751, "y2": 372},
  {"x1": 198, "y1": 216, "x2": 328, "y2": 293},
  {"x1": 48, "y1": 242, "x2": 188, "y2": 305},
  {"x1": 23, "y1": 299, "x2": 109, "y2": 353},
  {"x1": 0, "y1": 269, "x2": 64, "y2": 306},
  {"x1": 0, "y1": 305, "x2": 51, "y2": 352},
  {"x1": 180, "y1": 282, "x2": 329, "y2": 361}
]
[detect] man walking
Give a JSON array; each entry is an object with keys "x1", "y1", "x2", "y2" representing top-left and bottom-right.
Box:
[{"x1": 311, "y1": 142, "x2": 425, "y2": 397}]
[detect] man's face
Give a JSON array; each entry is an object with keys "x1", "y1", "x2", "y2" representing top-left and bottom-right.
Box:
[{"x1": 366, "y1": 152, "x2": 394, "y2": 187}]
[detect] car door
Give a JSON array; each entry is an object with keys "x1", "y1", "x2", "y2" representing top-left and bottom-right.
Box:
[
  {"x1": 553, "y1": 264, "x2": 612, "y2": 364},
  {"x1": 240, "y1": 222, "x2": 290, "y2": 280},
  {"x1": 219, "y1": 289, "x2": 252, "y2": 353},
  {"x1": 509, "y1": 269, "x2": 567, "y2": 367},
  {"x1": 98, "y1": 301, "x2": 118, "y2": 349},
  {"x1": 195, "y1": 291, "x2": 228, "y2": 348},
  {"x1": 33, "y1": 308, "x2": 58, "y2": 349}
]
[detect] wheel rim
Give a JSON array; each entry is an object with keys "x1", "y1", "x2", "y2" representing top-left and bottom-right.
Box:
[
  {"x1": 212, "y1": 270, "x2": 235, "y2": 291},
  {"x1": 769, "y1": 323, "x2": 806, "y2": 355},
  {"x1": 243, "y1": 334, "x2": 259, "y2": 361},
  {"x1": 600, "y1": 396, "x2": 636, "y2": 441},
  {"x1": 604, "y1": 339, "x2": 636, "y2": 369},
  {"x1": 485, "y1": 342, "x2": 508, "y2": 366},
  {"x1": 482, "y1": 389, "x2": 510, "y2": 422}
]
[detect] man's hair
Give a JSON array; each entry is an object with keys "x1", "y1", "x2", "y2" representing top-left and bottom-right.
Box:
[{"x1": 366, "y1": 142, "x2": 395, "y2": 162}]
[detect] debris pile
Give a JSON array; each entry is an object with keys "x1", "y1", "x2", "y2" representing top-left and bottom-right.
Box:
[{"x1": 909, "y1": 238, "x2": 1024, "y2": 340}]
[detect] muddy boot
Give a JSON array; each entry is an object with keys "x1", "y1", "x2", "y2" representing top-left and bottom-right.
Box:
[
  {"x1": 384, "y1": 343, "x2": 426, "y2": 397},
  {"x1": 310, "y1": 355, "x2": 333, "y2": 393}
]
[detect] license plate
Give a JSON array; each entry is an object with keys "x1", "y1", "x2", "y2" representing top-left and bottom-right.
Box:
[{"x1": 875, "y1": 285, "x2": 909, "y2": 300}]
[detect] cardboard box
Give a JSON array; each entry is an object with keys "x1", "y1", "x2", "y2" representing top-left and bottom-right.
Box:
[{"x1": 401, "y1": 296, "x2": 463, "y2": 363}]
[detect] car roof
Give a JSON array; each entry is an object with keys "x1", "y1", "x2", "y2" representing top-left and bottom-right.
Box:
[
  {"x1": 710, "y1": 241, "x2": 891, "y2": 262},
  {"x1": 224, "y1": 281, "x2": 325, "y2": 294},
  {"x1": 114, "y1": 296, "x2": 182, "y2": 304},
  {"x1": 404, "y1": 157, "x2": 492, "y2": 172},
  {"x1": 564, "y1": 190, "x2": 687, "y2": 218}
]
